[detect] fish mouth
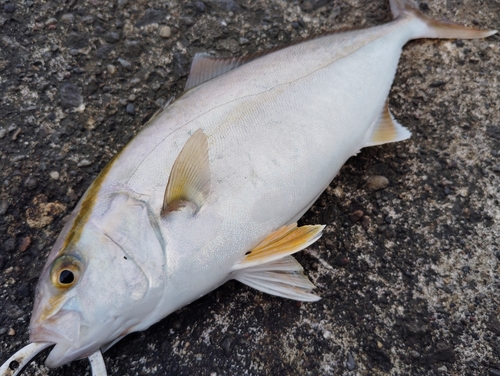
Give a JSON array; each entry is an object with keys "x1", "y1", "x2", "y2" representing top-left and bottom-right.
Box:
[
  {"x1": 44, "y1": 342, "x2": 98, "y2": 368},
  {"x1": 29, "y1": 332, "x2": 98, "y2": 368},
  {"x1": 30, "y1": 309, "x2": 96, "y2": 368},
  {"x1": 30, "y1": 309, "x2": 82, "y2": 344}
]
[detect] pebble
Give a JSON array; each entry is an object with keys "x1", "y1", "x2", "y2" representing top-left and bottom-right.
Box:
[
  {"x1": 59, "y1": 83, "x2": 83, "y2": 108},
  {"x1": 128, "y1": 94, "x2": 136, "y2": 102},
  {"x1": 61, "y1": 13, "x2": 74, "y2": 24},
  {"x1": 492, "y1": 165, "x2": 500, "y2": 173},
  {"x1": 4, "y1": 238, "x2": 15, "y2": 252},
  {"x1": 126, "y1": 103, "x2": 135, "y2": 115},
  {"x1": 195, "y1": 1, "x2": 206, "y2": 12},
  {"x1": 220, "y1": 335, "x2": 234, "y2": 356},
  {"x1": 11, "y1": 127, "x2": 21, "y2": 140},
  {"x1": 335, "y1": 256, "x2": 350, "y2": 267},
  {"x1": 118, "y1": 58, "x2": 132, "y2": 70},
  {"x1": 361, "y1": 216, "x2": 371, "y2": 228},
  {"x1": 0, "y1": 200, "x2": 9, "y2": 215},
  {"x1": 8, "y1": 328, "x2": 15, "y2": 336},
  {"x1": 346, "y1": 351, "x2": 356, "y2": 370},
  {"x1": 204, "y1": 0, "x2": 240, "y2": 12},
  {"x1": 96, "y1": 44, "x2": 115, "y2": 59},
  {"x1": 50, "y1": 171, "x2": 60, "y2": 180},
  {"x1": 490, "y1": 369, "x2": 500, "y2": 376},
  {"x1": 349, "y1": 210, "x2": 364, "y2": 223},
  {"x1": 104, "y1": 31, "x2": 120, "y2": 44},
  {"x1": 0, "y1": 128, "x2": 6, "y2": 138},
  {"x1": 45, "y1": 17, "x2": 57, "y2": 26},
  {"x1": 159, "y1": 25, "x2": 171, "y2": 38},
  {"x1": 130, "y1": 77, "x2": 141, "y2": 85},
  {"x1": 239, "y1": 37, "x2": 250, "y2": 45},
  {"x1": 78, "y1": 159, "x2": 92, "y2": 167},
  {"x1": 124, "y1": 40, "x2": 143, "y2": 56},
  {"x1": 156, "y1": 98, "x2": 167, "y2": 108},
  {"x1": 107, "y1": 64, "x2": 117, "y2": 75},
  {"x1": 136, "y1": 9, "x2": 167, "y2": 27},
  {"x1": 216, "y1": 38, "x2": 240, "y2": 53},
  {"x1": 19, "y1": 237, "x2": 31, "y2": 252},
  {"x1": 4, "y1": 3, "x2": 15, "y2": 13},
  {"x1": 24, "y1": 177, "x2": 37, "y2": 190},
  {"x1": 366, "y1": 175, "x2": 389, "y2": 191}
]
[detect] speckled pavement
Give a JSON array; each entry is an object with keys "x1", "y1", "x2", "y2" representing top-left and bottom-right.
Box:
[{"x1": 0, "y1": 0, "x2": 499, "y2": 375}]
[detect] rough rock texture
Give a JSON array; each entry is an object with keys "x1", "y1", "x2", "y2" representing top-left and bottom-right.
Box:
[{"x1": 0, "y1": 0, "x2": 499, "y2": 375}]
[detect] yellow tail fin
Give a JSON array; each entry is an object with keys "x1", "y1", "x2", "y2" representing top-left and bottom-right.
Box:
[{"x1": 390, "y1": 0, "x2": 497, "y2": 40}]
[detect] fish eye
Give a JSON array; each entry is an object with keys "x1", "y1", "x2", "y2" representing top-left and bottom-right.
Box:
[
  {"x1": 59, "y1": 270, "x2": 74, "y2": 284},
  {"x1": 50, "y1": 255, "x2": 82, "y2": 289}
]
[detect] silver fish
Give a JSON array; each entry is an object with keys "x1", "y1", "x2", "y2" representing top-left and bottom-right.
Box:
[{"x1": 1, "y1": 0, "x2": 496, "y2": 374}]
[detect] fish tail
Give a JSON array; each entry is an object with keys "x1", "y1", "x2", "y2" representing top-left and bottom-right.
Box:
[{"x1": 389, "y1": 0, "x2": 497, "y2": 40}]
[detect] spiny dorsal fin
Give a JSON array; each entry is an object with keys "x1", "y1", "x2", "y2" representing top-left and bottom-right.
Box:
[
  {"x1": 365, "y1": 101, "x2": 411, "y2": 147},
  {"x1": 162, "y1": 129, "x2": 210, "y2": 215},
  {"x1": 232, "y1": 255, "x2": 320, "y2": 302},
  {"x1": 232, "y1": 223, "x2": 325, "y2": 271}
]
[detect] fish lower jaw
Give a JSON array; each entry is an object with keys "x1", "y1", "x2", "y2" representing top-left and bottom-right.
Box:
[{"x1": 44, "y1": 342, "x2": 100, "y2": 368}]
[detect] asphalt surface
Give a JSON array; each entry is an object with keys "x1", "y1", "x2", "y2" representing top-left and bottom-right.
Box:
[{"x1": 0, "y1": 0, "x2": 499, "y2": 375}]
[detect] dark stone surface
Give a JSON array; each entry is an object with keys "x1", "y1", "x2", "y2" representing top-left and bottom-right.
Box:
[
  {"x1": 0, "y1": 0, "x2": 499, "y2": 375},
  {"x1": 58, "y1": 83, "x2": 83, "y2": 109}
]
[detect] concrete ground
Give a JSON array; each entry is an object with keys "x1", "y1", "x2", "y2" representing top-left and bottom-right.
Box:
[{"x1": 0, "y1": 0, "x2": 499, "y2": 375}]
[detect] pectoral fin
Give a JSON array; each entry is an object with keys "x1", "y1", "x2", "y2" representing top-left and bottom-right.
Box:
[
  {"x1": 365, "y1": 101, "x2": 411, "y2": 147},
  {"x1": 162, "y1": 129, "x2": 210, "y2": 215},
  {"x1": 233, "y1": 256, "x2": 321, "y2": 302}
]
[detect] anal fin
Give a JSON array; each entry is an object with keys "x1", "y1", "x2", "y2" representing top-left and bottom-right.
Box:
[
  {"x1": 233, "y1": 256, "x2": 320, "y2": 302},
  {"x1": 365, "y1": 101, "x2": 411, "y2": 147}
]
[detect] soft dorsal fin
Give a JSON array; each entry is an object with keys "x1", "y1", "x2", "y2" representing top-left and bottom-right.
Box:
[
  {"x1": 162, "y1": 129, "x2": 210, "y2": 215},
  {"x1": 232, "y1": 255, "x2": 321, "y2": 302},
  {"x1": 185, "y1": 48, "x2": 288, "y2": 90},
  {"x1": 232, "y1": 223, "x2": 325, "y2": 270},
  {"x1": 365, "y1": 101, "x2": 411, "y2": 147},
  {"x1": 185, "y1": 53, "x2": 242, "y2": 90}
]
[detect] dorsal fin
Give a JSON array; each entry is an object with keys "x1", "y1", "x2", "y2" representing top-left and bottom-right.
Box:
[
  {"x1": 185, "y1": 50, "x2": 284, "y2": 90},
  {"x1": 162, "y1": 129, "x2": 210, "y2": 215},
  {"x1": 365, "y1": 101, "x2": 411, "y2": 147},
  {"x1": 185, "y1": 53, "x2": 245, "y2": 90},
  {"x1": 184, "y1": 26, "x2": 394, "y2": 91}
]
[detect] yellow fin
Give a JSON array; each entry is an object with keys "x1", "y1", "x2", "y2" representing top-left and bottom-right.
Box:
[
  {"x1": 390, "y1": 0, "x2": 497, "y2": 40},
  {"x1": 365, "y1": 101, "x2": 411, "y2": 147},
  {"x1": 162, "y1": 129, "x2": 210, "y2": 215},
  {"x1": 232, "y1": 223, "x2": 325, "y2": 270}
]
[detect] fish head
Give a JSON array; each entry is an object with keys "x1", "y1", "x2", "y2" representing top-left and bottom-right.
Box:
[{"x1": 29, "y1": 203, "x2": 156, "y2": 368}]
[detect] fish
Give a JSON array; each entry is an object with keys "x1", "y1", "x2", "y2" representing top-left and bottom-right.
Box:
[{"x1": 0, "y1": 0, "x2": 496, "y2": 374}]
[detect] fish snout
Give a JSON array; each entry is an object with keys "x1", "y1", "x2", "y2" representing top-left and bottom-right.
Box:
[{"x1": 30, "y1": 309, "x2": 82, "y2": 341}]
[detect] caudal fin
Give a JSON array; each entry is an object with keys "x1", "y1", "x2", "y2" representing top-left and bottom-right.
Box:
[{"x1": 389, "y1": 0, "x2": 497, "y2": 40}]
